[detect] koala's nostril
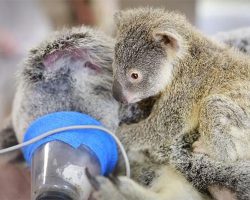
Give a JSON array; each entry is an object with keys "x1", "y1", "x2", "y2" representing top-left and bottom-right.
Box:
[{"x1": 112, "y1": 80, "x2": 126, "y2": 103}]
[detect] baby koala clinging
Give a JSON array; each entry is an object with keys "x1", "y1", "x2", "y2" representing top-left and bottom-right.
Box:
[
  {"x1": 112, "y1": 8, "x2": 250, "y2": 200},
  {"x1": 113, "y1": 7, "x2": 250, "y2": 164}
]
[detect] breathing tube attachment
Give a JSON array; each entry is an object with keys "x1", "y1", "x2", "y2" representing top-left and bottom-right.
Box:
[{"x1": 0, "y1": 112, "x2": 130, "y2": 200}]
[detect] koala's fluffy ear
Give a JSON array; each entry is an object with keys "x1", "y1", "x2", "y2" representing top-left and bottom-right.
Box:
[
  {"x1": 153, "y1": 31, "x2": 184, "y2": 59},
  {"x1": 42, "y1": 48, "x2": 101, "y2": 72}
]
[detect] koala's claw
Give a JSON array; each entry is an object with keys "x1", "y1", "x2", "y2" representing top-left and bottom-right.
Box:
[
  {"x1": 86, "y1": 169, "x2": 127, "y2": 200},
  {"x1": 107, "y1": 173, "x2": 121, "y2": 185},
  {"x1": 85, "y1": 168, "x2": 100, "y2": 190}
]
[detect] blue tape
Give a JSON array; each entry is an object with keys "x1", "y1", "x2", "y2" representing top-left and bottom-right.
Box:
[{"x1": 22, "y1": 111, "x2": 118, "y2": 175}]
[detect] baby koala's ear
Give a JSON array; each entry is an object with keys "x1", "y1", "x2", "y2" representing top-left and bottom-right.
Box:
[{"x1": 153, "y1": 31, "x2": 184, "y2": 59}]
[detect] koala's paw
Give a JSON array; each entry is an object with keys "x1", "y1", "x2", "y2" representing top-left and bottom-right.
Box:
[
  {"x1": 86, "y1": 169, "x2": 155, "y2": 200},
  {"x1": 86, "y1": 169, "x2": 128, "y2": 200},
  {"x1": 89, "y1": 176, "x2": 127, "y2": 200}
]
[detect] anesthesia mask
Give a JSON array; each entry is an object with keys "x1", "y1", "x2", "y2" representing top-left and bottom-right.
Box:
[{"x1": 0, "y1": 112, "x2": 130, "y2": 200}]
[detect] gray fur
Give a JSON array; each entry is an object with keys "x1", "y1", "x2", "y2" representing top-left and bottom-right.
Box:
[{"x1": 11, "y1": 26, "x2": 120, "y2": 143}]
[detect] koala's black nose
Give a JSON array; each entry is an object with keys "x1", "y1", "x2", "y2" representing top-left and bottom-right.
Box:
[{"x1": 112, "y1": 79, "x2": 127, "y2": 103}]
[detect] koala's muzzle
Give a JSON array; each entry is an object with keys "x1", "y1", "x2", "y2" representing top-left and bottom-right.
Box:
[{"x1": 112, "y1": 79, "x2": 127, "y2": 103}]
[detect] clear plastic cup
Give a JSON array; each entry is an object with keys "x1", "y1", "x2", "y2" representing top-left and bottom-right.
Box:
[{"x1": 31, "y1": 141, "x2": 101, "y2": 200}]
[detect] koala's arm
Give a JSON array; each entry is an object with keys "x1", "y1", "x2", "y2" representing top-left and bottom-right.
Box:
[
  {"x1": 170, "y1": 131, "x2": 250, "y2": 200},
  {"x1": 170, "y1": 90, "x2": 250, "y2": 200},
  {"x1": 197, "y1": 92, "x2": 250, "y2": 162},
  {"x1": 89, "y1": 166, "x2": 210, "y2": 200}
]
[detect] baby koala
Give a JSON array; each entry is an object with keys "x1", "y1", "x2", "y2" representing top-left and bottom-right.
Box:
[{"x1": 100, "y1": 8, "x2": 250, "y2": 200}]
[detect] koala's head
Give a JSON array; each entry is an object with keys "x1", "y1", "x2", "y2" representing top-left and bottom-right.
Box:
[
  {"x1": 112, "y1": 8, "x2": 188, "y2": 104},
  {"x1": 13, "y1": 27, "x2": 119, "y2": 141}
]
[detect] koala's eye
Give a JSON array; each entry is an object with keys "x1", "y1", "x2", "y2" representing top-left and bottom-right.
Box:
[
  {"x1": 131, "y1": 73, "x2": 138, "y2": 79},
  {"x1": 128, "y1": 69, "x2": 142, "y2": 83}
]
